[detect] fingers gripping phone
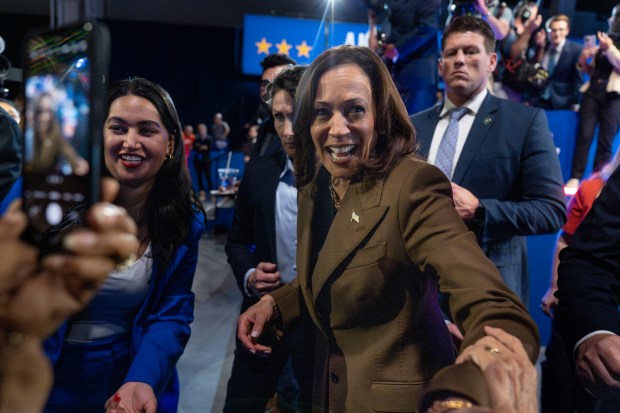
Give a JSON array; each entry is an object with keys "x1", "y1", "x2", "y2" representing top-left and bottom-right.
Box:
[{"x1": 22, "y1": 21, "x2": 110, "y2": 251}]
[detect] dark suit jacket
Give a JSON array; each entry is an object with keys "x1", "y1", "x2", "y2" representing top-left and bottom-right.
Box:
[
  {"x1": 270, "y1": 158, "x2": 539, "y2": 412},
  {"x1": 225, "y1": 151, "x2": 286, "y2": 312},
  {"x1": 546, "y1": 40, "x2": 583, "y2": 109},
  {"x1": 250, "y1": 116, "x2": 284, "y2": 158},
  {"x1": 410, "y1": 93, "x2": 566, "y2": 303},
  {"x1": 557, "y1": 166, "x2": 620, "y2": 351}
]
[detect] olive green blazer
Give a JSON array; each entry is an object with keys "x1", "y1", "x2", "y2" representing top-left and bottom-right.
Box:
[{"x1": 271, "y1": 157, "x2": 539, "y2": 412}]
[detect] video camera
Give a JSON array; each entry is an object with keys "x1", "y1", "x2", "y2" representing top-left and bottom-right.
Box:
[
  {"x1": 364, "y1": 0, "x2": 392, "y2": 48},
  {"x1": 514, "y1": 0, "x2": 540, "y2": 23},
  {"x1": 448, "y1": 0, "x2": 478, "y2": 18},
  {"x1": 364, "y1": 0, "x2": 391, "y2": 15}
]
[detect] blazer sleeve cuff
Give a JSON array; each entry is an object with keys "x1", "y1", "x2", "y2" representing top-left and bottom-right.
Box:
[{"x1": 418, "y1": 361, "x2": 490, "y2": 412}]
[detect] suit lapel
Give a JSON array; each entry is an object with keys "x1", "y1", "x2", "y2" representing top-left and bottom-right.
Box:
[
  {"x1": 452, "y1": 94, "x2": 498, "y2": 184},
  {"x1": 264, "y1": 155, "x2": 285, "y2": 261},
  {"x1": 412, "y1": 105, "x2": 442, "y2": 160},
  {"x1": 554, "y1": 45, "x2": 570, "y2": 77},
  {"x1": 310, "y1": 179, "x2": 388, "y2": 300}
]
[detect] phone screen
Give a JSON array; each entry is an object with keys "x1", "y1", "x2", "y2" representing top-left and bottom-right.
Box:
[
  {"x1": 584, "y1": 34, "x2": 597, "y2": 49},
  {"x1": 22, "y1": 21, "x2": 109, "y2": 249}
]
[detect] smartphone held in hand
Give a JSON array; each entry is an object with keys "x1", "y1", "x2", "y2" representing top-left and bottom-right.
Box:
[
  {"x1": 21, "y1": 21, "x2": 110, "y2": 250},
  {"x1": 584, "y1": 34, "x2": 597, "y2": 49}
]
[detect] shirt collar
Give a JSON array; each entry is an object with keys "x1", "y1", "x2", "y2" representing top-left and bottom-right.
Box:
[
  {"x1": 441, "y1": 88, "x2": 487, "y2": 118},
  {"x1": 279, "y1": 157, "x2": 294, "y2": 179},
  {"x1": 550, "y1": 39, "x2": 566, "y2": 53}
]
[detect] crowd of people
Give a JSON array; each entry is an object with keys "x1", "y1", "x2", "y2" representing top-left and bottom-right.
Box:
[{"x1": 1, "y1": 2, "x2": 620, "y2": 413}]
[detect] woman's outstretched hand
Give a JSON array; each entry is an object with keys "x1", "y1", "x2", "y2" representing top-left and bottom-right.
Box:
[{"x1": 237, "y1": 295, "x2": 277, "y2": 355}]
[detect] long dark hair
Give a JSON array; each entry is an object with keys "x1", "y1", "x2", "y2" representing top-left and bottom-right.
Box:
[
  {"x1": 293, "y1": 45, "x2": 416, "y2": 188},
  {"x1": 105, "y1": 77, "x2": 205, "y2": 276}
]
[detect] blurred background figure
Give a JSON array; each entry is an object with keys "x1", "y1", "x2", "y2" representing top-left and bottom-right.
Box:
[
  {"x1": 510, "y1": 14, "x2": 583, "y2": 109},
  {"x1": 366, "y1": 0, "x2": 441, "y2": 114},
  {"x1": 567, "y1": 4, "x2": 620, "y2": 189},
  {"x1": 193, "y1": 122, "x2": 213, "y2": 201},
  {"x1": 182, "y1": 124, "x2": 195, "y2": 167},
  {"x1": 212, "y1": 112, "x2": 230, "y2": 151}
]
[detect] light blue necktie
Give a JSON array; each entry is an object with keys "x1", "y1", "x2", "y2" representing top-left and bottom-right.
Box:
[{"x1": 435, "y1": 106, "x2": 469, "y2": 179}]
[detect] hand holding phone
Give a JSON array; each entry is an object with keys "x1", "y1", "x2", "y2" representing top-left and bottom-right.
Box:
[{"x1": 584, "y1": 34, "x2": 597, "y2": 49}]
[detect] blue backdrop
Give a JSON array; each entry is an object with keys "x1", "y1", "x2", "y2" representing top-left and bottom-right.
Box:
[{"x1": 242, "y1": 14, "x2": 368, "y2": 75}]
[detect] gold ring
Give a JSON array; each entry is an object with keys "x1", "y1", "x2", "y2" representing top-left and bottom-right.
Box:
[{"x1": 484, "y1": 345, "x2": 500, "y2": 354}]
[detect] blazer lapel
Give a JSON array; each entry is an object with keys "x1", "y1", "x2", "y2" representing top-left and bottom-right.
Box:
[
  {"x1": 296, "y1": 183, "x2": 326, "y2": 334},
  {"x1": 452, "y1": 94, "x2": 498, "y2": 184},
  {"x1": 310, "y1": 179, "x2": 389, "y2": 300}
]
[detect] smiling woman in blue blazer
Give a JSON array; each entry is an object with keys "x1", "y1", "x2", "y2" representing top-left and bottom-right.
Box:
[{"x1": 44, "y1": 78, "x2": 205, "y2": 413}]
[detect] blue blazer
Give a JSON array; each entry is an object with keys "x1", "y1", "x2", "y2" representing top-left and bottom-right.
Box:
[
  {"x1": 45, "y1": 210, "x2": 205, "y2": 407},
  {"x1": 410, "y1": 94, "x2": 566, "y2": 303}
]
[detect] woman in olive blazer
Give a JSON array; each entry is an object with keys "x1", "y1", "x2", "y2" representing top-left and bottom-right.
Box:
[{"x1": 238, "y1": 45, "x2": 539, "y2": 413}]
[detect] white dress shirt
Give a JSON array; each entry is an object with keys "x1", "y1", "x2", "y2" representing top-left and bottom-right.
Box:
[
  {"x1": 243, "y1": 158, "x2": 298, "y2": 296},
  {"x1": 274, "y1": 158, "x2": 298, "y2": 284},
  {"x1": 427, "y1": 89, "x2": 488, "y2": 178}
]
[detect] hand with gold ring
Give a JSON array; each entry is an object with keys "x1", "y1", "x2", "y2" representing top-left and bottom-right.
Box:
[
  {"x1": 456, "y1": 326, "x2": 538, "y2": 413},
  {"x1": 483, "y1": 344, "x2": 500, "y2": 355}
]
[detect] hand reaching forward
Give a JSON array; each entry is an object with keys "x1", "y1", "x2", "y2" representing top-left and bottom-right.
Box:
[
  {"x1": 540, "y1": 286, "x2": 559, "y2": 317},
  {"x1": 456, "y1": 326, "x2": 538, "y2": 413},
  {"x1": 105, "y1": 382, "x2": 157, "y2": 413},
  {"x1": 237, "y1": 295, "x2": 276, "y2": 355}
]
